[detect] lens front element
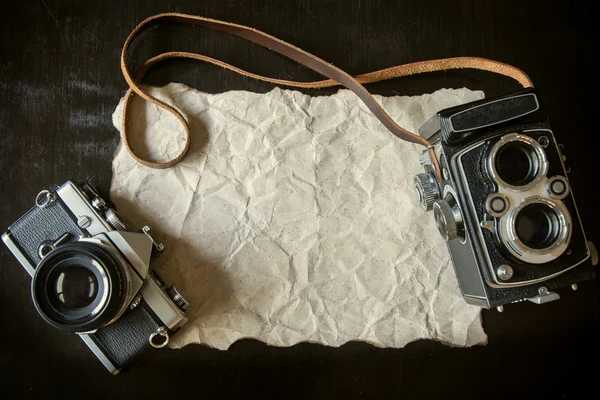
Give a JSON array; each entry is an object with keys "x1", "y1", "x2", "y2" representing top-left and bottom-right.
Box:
[
  {"x1": 500, "y1": 196, "x2": 572, "y2": 264},
  {"x1": 514, "y1": 203, "x2": 560, "y2": 250},
  {"x1": 54, "y1": 266, "x2": 99, "y2": 309},
  {"x1": 32, "y1": 242, "x2": 128, "y2": 332},
  {"x1": 488, "y1": 133, "x2": 548, "y2": 191},
  {"x1": 495, "y1": 141, "x2": 539, "y2": 186}
]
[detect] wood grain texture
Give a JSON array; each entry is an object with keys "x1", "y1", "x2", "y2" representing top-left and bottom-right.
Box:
[{"x1": 0, "y1": 0, "x2": 597, "y2": 398}]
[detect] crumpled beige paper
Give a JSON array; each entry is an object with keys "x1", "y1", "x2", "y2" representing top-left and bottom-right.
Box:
[{"x1": 110, "y1": 83, "x2": 487, "y2": 350}]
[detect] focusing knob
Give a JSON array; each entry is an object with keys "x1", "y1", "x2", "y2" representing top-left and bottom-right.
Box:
[
  {"x1": 414, "y1": 173, "x2": 440, "y2": 211},
  {"x1": 433, "y1": 199, "x2": 458, "y2": 241},
  {"x1": 105, "y1": 208, "x2": 127, "y2": 231}
]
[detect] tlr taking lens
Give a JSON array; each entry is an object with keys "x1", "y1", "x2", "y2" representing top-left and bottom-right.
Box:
[{"x1": 515, "y1": 203, "x2": 560, "y2": 250}]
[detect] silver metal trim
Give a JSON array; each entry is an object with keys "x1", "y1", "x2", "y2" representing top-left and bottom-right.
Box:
[
  {"x1": 463, "y1": 293, "x2": 488, "y2": 300},
  {"x1": 480, "y1": 219, "x2": 495, "y2": 233},
  {"x1": 82, "y1": 259, "x2": 111, "y2": 318},
  {"x1": 441, "y1": 185, "x2": 467, "y2": 244},
  {"x1": 523, "y1": 128, "x2": 590, "y2": 246},
  {"x1": 102, "y1": 231, "x2": 152, "y2": 280},
  {"x1": 142, "y1": 226, "x2": 164, "y2": 252},
  {"x1": 538, "y1": 136, "x2": 549, "y2": 148},
  {"x1": 487, "y1": 133, "x2": 548, "y2": 192},
  {"x1": 2, "y1": 232, "x2": 35, "y2": 276},
  {"x1": 546, "y1": 175, "x2": 570, "y2": 200},
  {"x1": 79, "y1": 334, "x2": 119, "y2": 374},
  {"x1": 143, "y1": 276, "x2": 188, "y2": 330},
  {"x1": 455, "y1": 138, "x2": 591, "y2": 288},
  {"x1": 486, "y1": 193, "x2": 510, "y2": 218},
  {"x1": 37, "y1": 233, "x2": 70, "y2": 260},
  {"x1": 167, "y1": 286, "x2": 191, "y2": 311},
  {"x1": 56, "y1": 182, "x2": 112, "y2": 236},
  {"x1": 105, "y1": 208, "x2": 128, "y2": 231},
  {"x1": 35, "y1": 190, "x2": 56, "y2": 208},
  {"x1": 496, "y1": 265, "x2": 513, "y2": 281},
  {"x1": 449, "y1": 93, "x2": 540, "y2": 133},
  {"x1": 527, "y1": 290, "x2": 561, "y2": 304},
  {"x1": 429, "y1": 149, "x2": 487, "y2": 299},
  {"x1": 489, "y1": 258, "x2": 589, "y2": 288},
  {"x1": 414, "y1": 172, "x2": 440, "y2": 211},
  {"x1": 78, "y1": 236, "x2": 141, "y2": 325},
  {"x1": 433, "y1": 199, "x2": 458, "y2": 241},
  {"x1": 500, "y1": 196, "x2": 571, "y2": 264}
]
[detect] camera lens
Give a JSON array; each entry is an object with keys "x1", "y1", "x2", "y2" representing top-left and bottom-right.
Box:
[
  {"x1": 488, "y1": 134, "x2": 548, "y2": 190},
  {"x1": 514, "y1": 203, "x2": 560, "y2": 249},
  {"x1": 32, "y1": 242, "x2": 128, "y2": 332},
  {"x1": 54, "y1": 266, "x2": 99, "y2": 309},
  {"x1": 501, "y1": 196, "x2": 571, "y2": 264},
  {"x1": 495, "y1": 141, "x2": 538, "y2": 186}
]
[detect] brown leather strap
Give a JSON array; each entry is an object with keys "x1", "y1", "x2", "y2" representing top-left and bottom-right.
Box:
[{"x1": 121, "y1": 13, "x2": 534, "y2": 179}]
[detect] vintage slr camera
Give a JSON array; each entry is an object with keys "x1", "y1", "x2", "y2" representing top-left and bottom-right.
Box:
[
  {"x1": 414, "y1": 89, "x2": 597, "y2": 310},
  {"x1": 2, "y1": 179, "x2": 190, "y2": 373}
]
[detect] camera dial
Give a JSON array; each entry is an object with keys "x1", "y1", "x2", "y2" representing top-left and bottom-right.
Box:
[
  {"x1": 167, "y1": 286, "x2": 191, "y2": 311},
  {"x1": 414, "y1": 172, "x2": 440, "y2": 211},
  {"x1": 433, "y1": 194, "x2": 464, "y2": 241},
  {"x1": 105, "y1": 208, "x2": 127, "y2": 231}
]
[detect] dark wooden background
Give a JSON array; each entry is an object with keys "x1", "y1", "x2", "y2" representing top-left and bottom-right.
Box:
[{"x1": 0, "y1": 0, "x2": 598, "y2": 398}]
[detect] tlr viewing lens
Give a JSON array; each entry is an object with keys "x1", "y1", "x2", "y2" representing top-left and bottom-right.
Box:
[{"x1": 495, "y1": 141, "x2": 539, "y2": 186}]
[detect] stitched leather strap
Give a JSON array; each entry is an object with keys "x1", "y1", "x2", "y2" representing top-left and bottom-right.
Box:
[{"x1": 121, "y1": 13, "x2": 534, "y2": 179}]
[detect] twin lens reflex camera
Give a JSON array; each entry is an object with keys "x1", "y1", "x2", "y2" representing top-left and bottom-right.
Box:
[
  {"x1": 414, "y1": 88, "x2": 597, "y2": 310},
  {"x1": 2, "y1": 179, "x2": 190, "y2": 373}
]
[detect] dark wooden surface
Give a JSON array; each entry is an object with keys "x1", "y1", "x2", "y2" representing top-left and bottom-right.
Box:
[{"x1": 1, "y1": 1, "x2": 598, "y2": 398}]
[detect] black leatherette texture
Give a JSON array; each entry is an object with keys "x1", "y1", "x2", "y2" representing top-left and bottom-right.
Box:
[
  {"x1": 9, "y1": 199, "x2": 83, "y2": 266},
  {"x1": 89, "y1": 301, "x2": 161, "y2": 371}
]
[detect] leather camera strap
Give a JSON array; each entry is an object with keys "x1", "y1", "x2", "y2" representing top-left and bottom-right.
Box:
[{"x1": 121, "y1": 13, "x2": 534, "y2": 180}]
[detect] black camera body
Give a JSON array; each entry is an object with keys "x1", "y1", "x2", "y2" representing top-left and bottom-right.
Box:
[
  {"x1": 415, "y1": 89, "x2": 596, "y2": 309},
  {"x1": 2, "y1": 180, "x2": 190, "y2": 373}
]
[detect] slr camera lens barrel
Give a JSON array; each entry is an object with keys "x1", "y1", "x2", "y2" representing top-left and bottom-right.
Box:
[{"x1": 32, "y1": 242, "x2": 129, "y2": 332}]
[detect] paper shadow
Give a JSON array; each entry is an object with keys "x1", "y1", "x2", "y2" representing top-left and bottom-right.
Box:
[
  {"x1": 112, "y1": 87, "x2": 233, "y2": 332},
  {"x1": 152, "y1": 236, "x2": 235, "y2": 326}
]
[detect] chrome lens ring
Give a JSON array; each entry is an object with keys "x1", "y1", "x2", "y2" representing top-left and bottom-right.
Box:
[
  {"x1": 546, "y1": 175, "x2": 570, "y2": 200},
  {"x1": 501, "y1": 196, "x2": 571, "y2": 264},
  {"x1": 31, "y1": 242, "x2": 129, "y2": 332},
  {"x1": 488, "y1": 133, "x2": 548, "y2": 191}
]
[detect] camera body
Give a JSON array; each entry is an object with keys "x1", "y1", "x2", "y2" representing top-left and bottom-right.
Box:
[
  {"x1": 414, "y1": 89, "x2": 596, "y2": 309},
  {"x1": 2, "y1": 179, "x2": 190, "y2": 373}
]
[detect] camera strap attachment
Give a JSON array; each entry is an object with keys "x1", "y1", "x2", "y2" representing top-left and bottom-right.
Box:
[{"x1": 121, "y1": 13, "x2": 534, "y2": 181}]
